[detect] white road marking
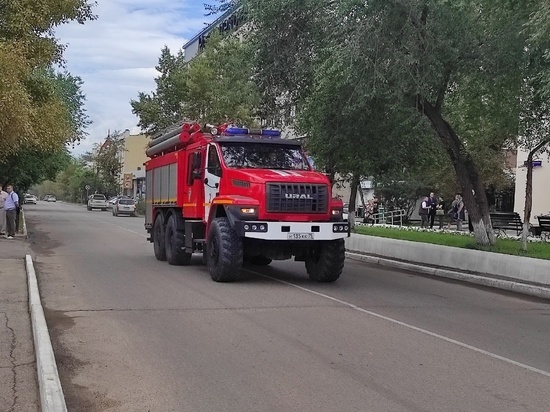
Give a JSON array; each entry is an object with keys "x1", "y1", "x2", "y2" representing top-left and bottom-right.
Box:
[
  {"x1": 244, "y1": 269, "x2": 550, "y2": 379},
  {"x1": 76, "y1": 202, "x2": 549, "y2": 378}
]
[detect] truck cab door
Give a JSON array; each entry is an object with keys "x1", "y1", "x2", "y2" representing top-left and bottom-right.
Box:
[{"x1": 204, "y1": 143, "x2": 222, "y2": 221}]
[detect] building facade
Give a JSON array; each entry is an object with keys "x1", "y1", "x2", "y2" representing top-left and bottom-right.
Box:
[
  {"x1": 182, "y1": 7, "x2": 245, "y2": 63},
  {"x1": 121, "y1": 134, "x2": 149, "y2": 198},
  {"x1": 514, "y1": 149, "x2": 550, "y2": 225}
]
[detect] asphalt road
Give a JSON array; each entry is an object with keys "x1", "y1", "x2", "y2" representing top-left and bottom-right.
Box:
[{"x1": 24, "y1": 201, "x2": 550, "y2": 412}]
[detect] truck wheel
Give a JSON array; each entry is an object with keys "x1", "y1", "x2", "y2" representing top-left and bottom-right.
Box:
[
  {"x1": 153, "y1": 215, "x2": 167, "y2": 261},
  {"x1": 305, "y1": 239, "x2": 345, "y2": 282},
  {"x1": 165, "y1": 214, "x2": 192, "y2": 265},
  {"x1": 207, "y1": 217, "x2": 243, "y2": 282},
  {"x1": 87, "y1": 206, "x2": 91, "y2": 211},
  {"x1": 248, "y1": 255, "x2": 272, "y2": 266}
]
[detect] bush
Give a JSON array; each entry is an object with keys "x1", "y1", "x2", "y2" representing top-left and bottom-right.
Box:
[{"x1": 135, "y1": 198, "x2": 145, "y2": 215}]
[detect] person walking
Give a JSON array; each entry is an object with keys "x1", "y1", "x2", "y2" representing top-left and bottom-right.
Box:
[
  {"x1": 0, "y1": 184, "x2": 8, "y2": 236},
  {"x1": 419, "y1": 196, "x2": 430, "y2": 228},
  {"x1": 3, "y1": 184, "x2": 19, "y2": 239},
  {"x1": 428, "y1": 192, "x2": 437, "y2": 229}
]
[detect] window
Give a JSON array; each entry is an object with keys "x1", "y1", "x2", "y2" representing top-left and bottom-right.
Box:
[
  {"x1": 187, "y1": 152, "x2": 202, "y2": 185},
  {"x1": 207, "y1": 146, "x2": 222, "y2": 177},
  {"x1": 220, "y1": 142, "x2": 309, "y2": 170}
]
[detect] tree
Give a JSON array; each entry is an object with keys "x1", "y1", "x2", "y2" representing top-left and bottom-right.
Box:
[
  {"x1": 93, "y1": 131, "x2": 126, "y2": 196},
  {"x1": 132, "y1": 31, "x2": 260, "y2": 134},
  {"x1": 0, "y1": 147, "x2": 71, "y2": 192},
  {"x1": 131, "y1": 47, "x2": 189, "y2": 134},
  {"x1": 0, "y1": 0, "x2": 95, "y2": 153},
  {"x1": 204, "y1": 0, "x2": 239, "y2": 15},
  {"x1": 243, "y1": 0, "x2": 543, "y2": 246},
  {"x1": 517, "y1": 33, "x2": 550, "y2": 250},
  {"x1": 0, "y1": 68, "x2": 91, "y2": 189},
  {"x1": 55, "y1": 158, "x2": 98, "y2": 202}
]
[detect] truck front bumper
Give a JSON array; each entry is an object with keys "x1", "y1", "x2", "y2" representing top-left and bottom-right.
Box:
[{"x1": 234, "y1": 221, "x2": 350, "y2": 241}]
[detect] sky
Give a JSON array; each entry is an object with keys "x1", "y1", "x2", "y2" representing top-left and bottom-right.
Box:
[{"x1": 55, "y1": 0, "x2": 217, "y2": 155}]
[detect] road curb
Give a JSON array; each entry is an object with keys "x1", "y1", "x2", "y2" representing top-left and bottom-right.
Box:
[
  {"x1": 25, "y1": 255, "x2": 67, "y2": 412},
  {"x1": 20, "y1": 209, "x2": 28, "y2": 238},
  {"x1": 346, "y1": 251, "x2": 550, "y2": 300}
]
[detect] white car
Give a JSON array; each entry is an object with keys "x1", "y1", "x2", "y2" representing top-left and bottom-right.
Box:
[
  {"x1": 112, "y1": 197, "x2": 136, "y2": 217},
  {"x1": 24, "y1": 194, "x2": 38, "y2": 204},
  {"x1": 87, "y1": 194, "x2": 108, "y2": 211}
]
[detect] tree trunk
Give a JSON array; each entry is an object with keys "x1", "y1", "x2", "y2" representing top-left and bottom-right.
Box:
[
  {"x1": 348, "y1": 173, "x2": 360, "y2": 228},
  {"x1": 417, "y1": 96, "x2": 495, "y2": 246},
  {"x1": 522, "y1": 138, "x2": 550, "y2": 251}
]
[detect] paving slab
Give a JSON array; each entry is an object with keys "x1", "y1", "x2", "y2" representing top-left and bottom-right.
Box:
[{"x1": 0, "y1": 235, "x2": 39, "y2": 412}]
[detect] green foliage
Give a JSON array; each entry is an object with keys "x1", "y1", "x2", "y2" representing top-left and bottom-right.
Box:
[
  {"x1": 204, "y1": 0, "x2": 238, "y2": 16},
  {"x1": 132, "y1": 32, "x2": 260, "y2": 134},
  {"x1": 93, "y1": 131, "x2": 126, "y2": 196},
  {"x1": 135, "y1": 198, "x2": 145, "y2": 215},
  {"x1": 0, "y1": 0, "x2": 95, "y2": 154},
  {"x1": 243, "y1": 0, "x2": 550, "y2": 245},
  {"x1": 184, "y1": 31, "x2": 260, "y2": 125},
  {"x1": 47, "y1": 157, "x2": 95, "y2": 202},
  {"x1": 131, "y1": 47, "x2": 188, "y2": 134},
  {"x1": 0, "y1": 146, "x2": 71, "y2": 191}
]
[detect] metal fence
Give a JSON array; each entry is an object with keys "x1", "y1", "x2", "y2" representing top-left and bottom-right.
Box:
[{"x1": 361, "y1": 208, "x2": 407, "y2": 226}]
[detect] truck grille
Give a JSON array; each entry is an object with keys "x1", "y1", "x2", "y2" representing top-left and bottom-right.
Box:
[{"x1": 267, "y1": 183, "x2": 328, "y2": 214}]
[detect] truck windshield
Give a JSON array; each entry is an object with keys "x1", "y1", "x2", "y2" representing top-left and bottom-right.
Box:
[{"x1": 220, "y1": 142, "x2": 310, "y2": 170}]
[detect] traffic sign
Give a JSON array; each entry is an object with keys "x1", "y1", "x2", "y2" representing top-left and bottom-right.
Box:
[
  {"x1": 123, "y1": 173, "x2": 133, "y2": 189},
  {"x1": 85, "y1": 185, "x2": 90, "y2": 190}
]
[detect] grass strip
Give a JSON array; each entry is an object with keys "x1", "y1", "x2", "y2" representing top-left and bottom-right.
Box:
[{"x1": 353, "y1": 226, "x2": 550, "y2": 261}]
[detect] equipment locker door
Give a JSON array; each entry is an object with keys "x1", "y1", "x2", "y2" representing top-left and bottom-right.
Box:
[{"x1": 204, "y1": 143, "x2": 222, "y2": 221}]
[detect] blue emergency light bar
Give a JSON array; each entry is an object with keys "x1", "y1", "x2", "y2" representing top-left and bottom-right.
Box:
[{"x1": 225, "y1": 127, "x2": 281, "y2": 137}]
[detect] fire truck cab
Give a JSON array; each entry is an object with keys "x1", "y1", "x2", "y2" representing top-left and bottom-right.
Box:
[{"x1": 145, "y1": 123, "x2": 349, "y2": 282}]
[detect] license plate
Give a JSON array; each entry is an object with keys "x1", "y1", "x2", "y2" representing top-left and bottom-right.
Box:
[{"x1": 287, "y1": 233, "x2": 314, "y2": 240}]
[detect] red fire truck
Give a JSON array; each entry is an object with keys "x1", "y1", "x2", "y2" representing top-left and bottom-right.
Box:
[{"x1": 144, "y1": 122, "x2": 349, "y2": 282}]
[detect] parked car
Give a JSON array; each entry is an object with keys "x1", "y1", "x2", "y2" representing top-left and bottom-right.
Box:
[
  {"x1": 87, "y1": 194, "x2": 108, "y2": 211},
  {"x1": 112, "y1": 197, "x2": 136, "y2": 217},
  {"x1": 24, "y1": 194, "x2": 38, "y2": 204},
  {"x1": 107, "y1": 196, "x2": 119, "y2": 208}
]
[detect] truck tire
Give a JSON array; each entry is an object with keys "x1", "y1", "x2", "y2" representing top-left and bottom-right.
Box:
[
  {"x1": 305, "y1": 239, "x2": 345, "y2": 282},
  {"x1": 165, "y1": 214, "x2": 192, "y2": 266},
  {"x1": 153, "y1": 215, "x2": 167, "y2": 261},
  {"x1": 248, "y1": 255, "x2": 272, "y2": 266},
  {"x1": 207, "y1": 217, "x2": 243, "y2": 282}
]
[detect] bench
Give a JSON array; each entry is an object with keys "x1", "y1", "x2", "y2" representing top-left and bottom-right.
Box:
[
  {"x1": 490, "y1": 212, "x2": 523, "y2": 237},
  {"x1": 537, "y1": 215, "x2": 550, "y2": 242}
]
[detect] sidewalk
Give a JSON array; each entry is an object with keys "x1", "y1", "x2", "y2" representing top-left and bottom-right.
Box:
[{"x1": 0, "y1": 235, "x2": 39, "y2": 411}]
